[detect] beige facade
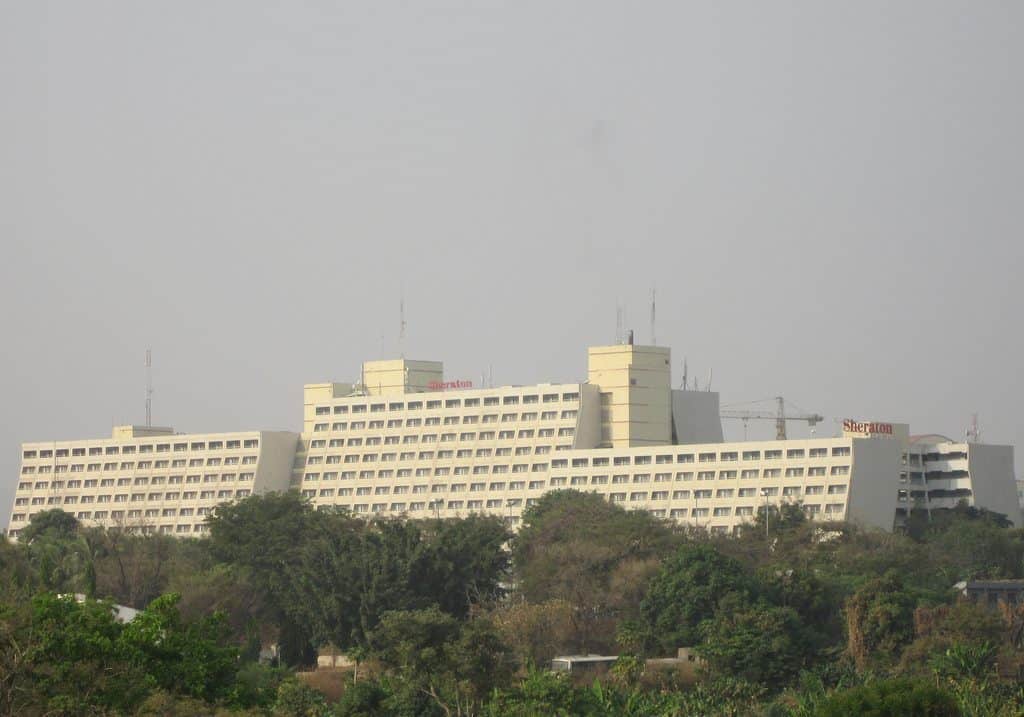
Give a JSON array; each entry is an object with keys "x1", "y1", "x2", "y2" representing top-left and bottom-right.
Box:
[
  {"x1": 5, "y1": 342, "x2": 1019, "y2": 537},
  {"x1": 7, "y1": 426, "x2": 298, "y2": 538}
]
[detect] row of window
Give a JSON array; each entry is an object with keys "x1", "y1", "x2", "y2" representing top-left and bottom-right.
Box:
[
  {"x1": 22, "y1": 439, "x2": 259, "y2": 460},
  {"x1": 300, "y1": 482, "x2": 848, "y2": 498},
  {"x1": 547, "y1": 446, "x2": 851, "y2": 468},
  {"x1": 313, "y1": 392, "x2": 581, "y2": 416},
  {"x1": 312, "y1": 413, "x2": 579, "y2": 432},
  {"x1": 21, "y1": 456, "x2": 258, "y2": 474},
  {"x1": 13, "y1": 488, "x2": 252, "y2": 507},
  {"x1": 299, "y1": 466, "x2": 852, "y2": 483},
  {"x1": 17, "y1": 473, "x2": 256, "y2": 492},
  {"x1": 306, "y1": 428, "x2": 573, "y2": 450},
  {"x1": 8, "y1": 517, "x2": 212, "y2": 535}
]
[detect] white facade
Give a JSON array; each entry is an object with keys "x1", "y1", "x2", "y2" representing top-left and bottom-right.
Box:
[
  {"x1": 8, "y1": 426, "x2": 298, "y2": 538},
  {"x1": 5, "y1": 342, "x2": 1019, "y2": 536}
]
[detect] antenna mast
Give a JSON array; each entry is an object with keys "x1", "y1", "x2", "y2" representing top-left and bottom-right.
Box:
[
  {"x1": 650, "y1": 288, "x2": 656, "y2": 345},
  {"x1": 966, "y1": 413, "x2": 981, "y2": 443},
  {"x1": 615, "y1": 302, "x2": 624, "y2": 344},
  {"x1": 145, "y1": 349, "x2": 153, "y2": 427},
  {"x1": 399, "y1": 295, "x2": 407, "y2": 358}
]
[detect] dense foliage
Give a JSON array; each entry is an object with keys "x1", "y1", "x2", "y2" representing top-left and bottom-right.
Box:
[{"x1": 4, "y1": 492, "x2": 1024, "y2": 715}]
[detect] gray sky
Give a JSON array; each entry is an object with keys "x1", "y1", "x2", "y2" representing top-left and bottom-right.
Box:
[{"x1": 2, "y1": 1, "x2": 1022, "y2": 527}]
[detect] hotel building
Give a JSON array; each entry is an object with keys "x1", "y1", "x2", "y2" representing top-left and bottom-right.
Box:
[
  {"x1": 8, "y1": 426, "x2": 297, "y2": 537},
  {"x1": 6, "y1": 342, "x2": 1020, "y2": 537}
]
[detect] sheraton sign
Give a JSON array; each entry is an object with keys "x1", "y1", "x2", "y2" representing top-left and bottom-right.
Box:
[
  {"x1": 428, "y1": 380, "x2": 473, "y2": 391},
  {"x1": 842, "y1": 419, "x2": 894, "y2": 436}
]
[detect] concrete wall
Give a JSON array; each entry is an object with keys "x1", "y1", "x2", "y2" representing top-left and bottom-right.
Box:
[
  {"x1": 968, "y1": 443, "x2": 1021, "y2": 527},
  {"x1": 847, "y1": 437, "x2": 903, "y2": 531},
  {"x1": 671, "y1": 390, "x2": 724, "y2": 444}
]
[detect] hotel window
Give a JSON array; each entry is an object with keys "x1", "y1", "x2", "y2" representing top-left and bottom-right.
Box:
[
  {"x1": 713, "y1": 507, "x2": 731, "y2": 517},
  {"x1": 560, "y1": 410, "x2": 578, "y2": 419},
  {"x1": 719, "y1": 470, "x2": 737, "y2": 479},
  {"x1": 786, "y1": 449, "x2": 805, "y2": 459},
  {"x1": 763, "y1": 468, "x2": 781, "y2": 478},
  {"x1": 808, "y1": 467, "x2": 826, "y2": 476},
  {"x1": 809, "y1": 447, "x2": 828, "y2": 458},
  {"x1": 541, "y1": 411, "x2": 558, "y2": 420},
  {"x1": 699, "y1": 453, "x2": 716, "y2": 463},
  {"x1": 716, "y1": 489, "x2": 734, "y2": 498},
  {"x1": 314, "y1": 423, "x2": 328, "y2": 432},
  {"x1": 670, "y1": 508, "x2": 688, "y2": 518},
  {"x1": 720, "y1": 452, "x2": 738, "y2": 462},
  {"x1": 785, "y1": 468, "x2": 804, "y2": 478},
  {"x1": 676, "y1": 472, "x2": 694, "y2": 481},
  {"x1": 697, "y1": 471, "x2": 715, "y2": 480},
  {"x1": 677, "y1": 454, "x2": 694, "y2": 463},
  {"x1": 761, "y1": 487, "x2": 779, "y2": 496},
  {"x1": 827, "y1": 485, "x2": 847, "y2": 494},
  {"x1": 782, "y1": 486, "x2": 801, "y2": 497},
  {"x1": 736, "y1": 506, "x2": 754, "y2": 516},
  {"x1": 694, "y1": 489, "x2": 712, "y2": 499},
  {"x1": 765, "y1": 450, "x2": 782, "y2": 459},
  {"x1": 741, "y1": 469, "x2": 758, "y2": 479},
  {"x1": 805, "y1": 486, "x2": 823, "y2": 495},
  {"x1": 629, "y1": 492, "x2": 648, "y2": 502},
  {"x1": 830, "y1": 466, "x2": 850, "y2": 475},
  {"x1": 738, "y1": 488, "x2": 756, "y2": 497},
  {"x1": 832, "y1": 446, "x2": 851, "y2": 457},
  {"x1": 609, "y1": 493, "x2": 626, "y2": 503},
  {"x1": 590, "y1": 475, "x2": 608, "y2": 485}
]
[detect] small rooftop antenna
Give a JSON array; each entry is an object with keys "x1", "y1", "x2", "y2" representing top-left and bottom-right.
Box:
[
  {"x1": 650, "y1": 287, "x2": 656, "y2": 345},
  {"x1": 966, "y1": 413, "x2": 981, "y2": 443},
  {"x1": 615, "y1": 302, "x2": 624, "y2": 344},
  {"x1": 680, "y1": 358, "x2": 689, "y2": 390},
  {"x1": 145, "y1": 349, "x2": 153, "y2": 427},
  {"x1": 399, "y1": 295, "x2": 407, "y2": 358},
  {"x1": 705, "y1": 368, "x2": 713, "y2": 392}
]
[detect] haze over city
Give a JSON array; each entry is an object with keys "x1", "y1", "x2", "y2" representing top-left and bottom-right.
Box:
[{"x1": 2, "y1": 1, "x2": 1022, "y2": 527}]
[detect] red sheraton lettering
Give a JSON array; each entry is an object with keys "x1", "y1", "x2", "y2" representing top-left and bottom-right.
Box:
[
  {"x1": 842, "y1": 419, "x2": 894, "y2": 435},
  {"x1": 428, "y1": 380, "x2": 473, "y2": 391}
]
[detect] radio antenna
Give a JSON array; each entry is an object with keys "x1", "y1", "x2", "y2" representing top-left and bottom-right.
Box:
[
  {"x1": 650, "y1": 287, "x2": 656, "y2": 345},
  {"x1": 145, "y1": 349, "x2": 153, "y2": 427},
  {"x1": 399, "y1": 294, "x2": 407, "y2": 358}
]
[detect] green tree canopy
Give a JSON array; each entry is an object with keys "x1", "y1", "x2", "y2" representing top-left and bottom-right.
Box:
[{"x1": 639, "y1": 542, "x2": 755, "y2": 654}]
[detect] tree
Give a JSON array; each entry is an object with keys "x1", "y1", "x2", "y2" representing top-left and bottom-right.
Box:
[
  {"x1": 369, "y1": 607, "x2": 512, "y2": 715},
  {"x1": 206, "y1": 492, "x2": 326, "y2": 665},
  {"x1": 15, "y1": 593, "x2": 150, "y2": 715},
  {"x1": 284, "y1": 514, "x2": 511, "y2": 652},
  {"x1": 512, "y1": 490, "x2": 676, "y2": 652},
  {"x1": 814, "y1": 678, "x2": 960, "y2": 717},
  {"x1": 120, "y1": 593, "x2": 240, "y2": 702},
  {"x1": 17, "y1": 509, "x2": 80, "y2": 545},
  {"x1": 411, "y1": 516, "x2": 510, "y2": 618},
  {"x1": 845, "y1": 572, "x2": 917, "y2": 670},
  {"x1": 696, "y1": 597, "x2": 812, "y2": 685},
  {"x1": 639, "y1": 543, "x2": 755, "y2": 654}
]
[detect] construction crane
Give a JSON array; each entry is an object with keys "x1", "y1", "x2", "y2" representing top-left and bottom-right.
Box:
[{"x1": 720, "y1": 396, "x2": 824, "y2": 440}]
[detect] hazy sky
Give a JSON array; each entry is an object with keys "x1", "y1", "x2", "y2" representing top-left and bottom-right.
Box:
[{"x1": 2, "y1": 2, "x2": 1022, "y2": 526}]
